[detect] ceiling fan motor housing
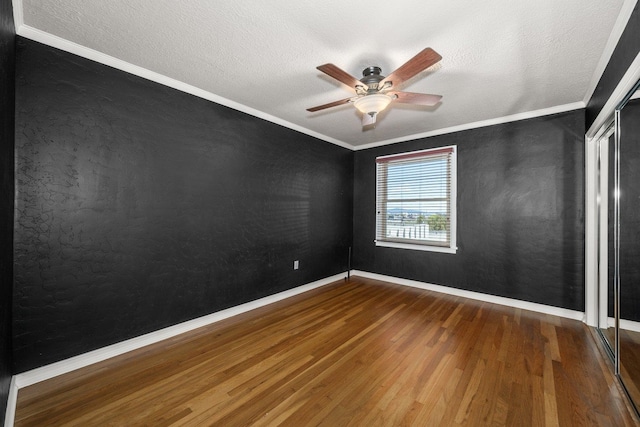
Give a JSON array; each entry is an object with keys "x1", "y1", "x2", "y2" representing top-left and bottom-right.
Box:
[{"x1": 360, "y1": 66, "x2": 385, "y2": 90}]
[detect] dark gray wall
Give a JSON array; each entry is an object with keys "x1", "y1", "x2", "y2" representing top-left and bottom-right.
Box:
[
  {"x1": 353, "y1": 110, "x2": 585, "y2": 311},
  {"x1": 13, "y1": 39, "x2": 353, "y2": 373},
  {"x1": 586, "y1": 4, "x2": 640, "y2": 128},
  {"x1": 0, "y1": 0, "x2": 14, "y2": 422},
  {"x1": 12, "y1": 2, "x2": 634, "y2": 381}
]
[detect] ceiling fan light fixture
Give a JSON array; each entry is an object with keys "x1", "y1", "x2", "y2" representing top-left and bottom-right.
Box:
[
  {"x1": 307, "y1": 48, "x2": 443, "y2": 127},
  {"x1": 354, "y1": 93, "x2": 393, "y2": 115}
]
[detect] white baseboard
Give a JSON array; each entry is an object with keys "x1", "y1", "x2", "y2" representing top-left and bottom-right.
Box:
[
  {"x1": 6, "y1": 269, "x2": 584, "y2": 425},
  {"x1": 13, "y1": 272, "x2": 346, "y2": 391},
  {"x1": 607, "y1": 317, "x2": 640, "y2": 333},
  {"x1": 3, "y1": 376, "x2": 17, "y2": 427},
  {"x1": 350, "y1": 270, "x2": 585, "y2": 322},
  {"x1": 620, "y1": 318, "x2": 640, "y2": 333}
]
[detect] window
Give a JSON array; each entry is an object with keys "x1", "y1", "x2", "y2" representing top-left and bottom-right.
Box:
[{"x1": 375, "y1": 146, "x2": 457, "y2": 253}]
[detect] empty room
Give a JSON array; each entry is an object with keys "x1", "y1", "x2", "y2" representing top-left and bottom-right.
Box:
[{"x1": 2, "y1": 0, "x2": 640, "y2": 425}]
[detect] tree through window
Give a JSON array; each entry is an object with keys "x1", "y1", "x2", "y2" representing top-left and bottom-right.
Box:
[{"x1": 375, "y1": 146, "x2": 457, "y2": 253}]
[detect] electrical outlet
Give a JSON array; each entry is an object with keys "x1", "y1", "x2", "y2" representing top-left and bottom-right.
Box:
[{"x1": 293, "y1": 260, "x2": 299, "y2": 270}]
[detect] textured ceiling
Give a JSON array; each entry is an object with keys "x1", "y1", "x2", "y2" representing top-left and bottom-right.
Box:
[{"x1": 17, "y1": 0, "x2": 626, "y2": 149}]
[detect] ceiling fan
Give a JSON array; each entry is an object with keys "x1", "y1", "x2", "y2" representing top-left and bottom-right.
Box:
[{"x1": 307, "y1": 48, "x2": 443, "y2": 127}]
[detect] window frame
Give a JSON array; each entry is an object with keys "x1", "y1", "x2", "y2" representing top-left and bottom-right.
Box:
[{"x1": 375, "y1": 145, "x2": 457, "y2": 254}]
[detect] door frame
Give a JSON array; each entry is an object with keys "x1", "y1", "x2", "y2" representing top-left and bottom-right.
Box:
[{"x1": 585, "y1": 52, "x2": 640, "y2": 327}]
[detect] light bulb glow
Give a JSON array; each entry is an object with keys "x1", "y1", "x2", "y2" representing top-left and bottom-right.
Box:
[{"x1": 354, "y1": 93, "x2": 393, "y2": 115}]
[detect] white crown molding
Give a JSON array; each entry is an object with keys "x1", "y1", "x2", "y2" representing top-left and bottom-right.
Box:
[
  {"x1": 353, "y1": 102, "x2": 586, "y2": 151},
  {"x1": 582, "y1": 0, "x2": 639, "y2": 105},
  {"x1": 351, "y1": 270, "x2": 585, "y2": 321},
  {"x1": 14, "y1": 24, "x2": 354, "y2": 151},
  {"x1": 13, "y1": 2, "x2": 589, "y2": 154},
  {"x1": 12, "y1": 272, "x2": 346, "y2": 389}
]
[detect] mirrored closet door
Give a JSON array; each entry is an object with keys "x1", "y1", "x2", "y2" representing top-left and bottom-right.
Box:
[
  {"x1": 597, "y1": 79, "x2": 640, "y2": 413},
  {"x1": 618, "y1": 83, "x2": 640, "y2": 407}
]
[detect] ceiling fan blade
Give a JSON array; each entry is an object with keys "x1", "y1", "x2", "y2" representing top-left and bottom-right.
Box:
[
  {"x1": 389, "y1": 91, "x2": 442, "y2": 106},
  {"x1": 379, "y1": 48, "x2": 442, "y2": 89},
  {"x1": 362, "y1": 112, "x2": 377, "y2": 127},
  {"x1": 306, "y1": 97, "x2": 353, "y2": 112},
  {"x1": 317, "y1": 64, "x2": 369, "y2": 91}
]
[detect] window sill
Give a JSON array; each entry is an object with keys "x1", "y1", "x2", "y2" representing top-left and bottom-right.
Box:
[{"x1": 375, "y1": 240, "x2": 457, "y2": 254}]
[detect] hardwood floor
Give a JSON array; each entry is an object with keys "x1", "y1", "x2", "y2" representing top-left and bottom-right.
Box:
[
  {"x1": 600, "y1": 324, "x2": 640, "y2": 411},
  {"x1": 15, "y1": 277, "x2": 638, "y2": 426},
  {"x1": 620, "y1": 328, "x2": 640, "y2": 411}
]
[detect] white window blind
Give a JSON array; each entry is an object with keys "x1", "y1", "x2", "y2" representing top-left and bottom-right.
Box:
[{"x1": 376, "y1": 146, "x2": 457, "y2": 253}]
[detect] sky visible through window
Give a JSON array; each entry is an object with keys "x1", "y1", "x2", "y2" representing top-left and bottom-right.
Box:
[{"x1": 386, "y1": 157, "x2": 448, "y2": 216}]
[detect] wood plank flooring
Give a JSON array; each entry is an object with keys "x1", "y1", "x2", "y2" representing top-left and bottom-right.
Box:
[
  {"x1": 620, "y1": 328, "x2": 640, "y2": 411},
  {"x1": 15, "y1": 277, "x2": 639, "y2": 426},
  {"x1": 599, "y1": 325, "x2": 640, "y2": 411}
]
